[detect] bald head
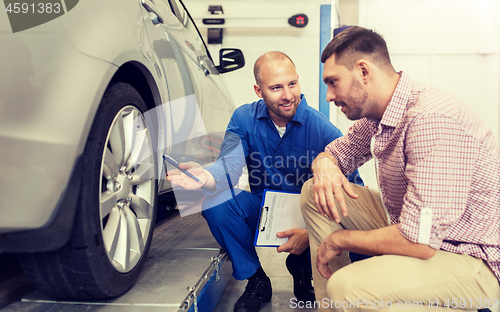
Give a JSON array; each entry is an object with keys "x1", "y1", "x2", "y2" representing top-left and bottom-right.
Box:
[{"x1": 253, "y1": 51, "x2": 295, "y2": 86}]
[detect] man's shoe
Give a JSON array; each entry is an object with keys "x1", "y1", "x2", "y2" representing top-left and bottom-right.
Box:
[
  {"x1": 286, "y1": 253, "x2": 315, "y2": 302},
  {"x1": 234, "y1": 274, "x2": 272, "y2": 312}
]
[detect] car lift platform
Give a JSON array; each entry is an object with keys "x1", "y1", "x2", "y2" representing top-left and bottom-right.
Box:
[{"x1": 1, "y1": 211, "x2": 231, "y2": 312}]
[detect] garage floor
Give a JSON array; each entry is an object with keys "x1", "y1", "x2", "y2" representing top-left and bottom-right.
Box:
[
  {"x1": 0, "y1": 210, "x2": 316, "y2": 312},
  {"x1": 3, "y1": 211, "x2": 496, "y2": 312}
]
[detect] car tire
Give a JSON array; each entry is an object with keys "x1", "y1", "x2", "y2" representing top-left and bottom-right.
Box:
[{"x1": 19, "y1": 82, "x2": 158, "y2": 299}]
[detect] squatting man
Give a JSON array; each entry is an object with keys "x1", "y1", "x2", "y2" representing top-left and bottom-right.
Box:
[
  {"x1": 167, "y1": 51, "x2": 362, "y2": 312},
  {"x1": 300, "y1": 26, "x2": 500, "y2": 311}
]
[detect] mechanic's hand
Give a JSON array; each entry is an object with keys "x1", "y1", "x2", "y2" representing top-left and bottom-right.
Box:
[
  {"x1": 316, "y1": 231, "x2": 343, "y2": 279},
  {"x1": 167, "y1": 161, "x2": 212, "y2": 190},
  {"x1": 311, "y1": 154, "x2": 358, "y2": 223},
  {"x1": 276, "y1": 228, "x2": 309, "y2": 255}
]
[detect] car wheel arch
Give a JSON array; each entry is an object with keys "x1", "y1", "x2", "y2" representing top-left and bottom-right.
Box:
[{"x1": 109, "y1": 61, "x2": 164, "y2": 112}]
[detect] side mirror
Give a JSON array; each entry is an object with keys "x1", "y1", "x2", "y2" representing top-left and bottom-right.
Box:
[{"x1": 217, "y1": 48, "x2": 245, "y2": 74}]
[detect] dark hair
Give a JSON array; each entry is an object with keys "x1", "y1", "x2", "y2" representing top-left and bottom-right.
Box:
[
  {"x1": 321, "y1": 26, "x2": 394, "y2": 72},
  {"x1": 254, "y1": 51, "x2": 295, "y2": 86}
]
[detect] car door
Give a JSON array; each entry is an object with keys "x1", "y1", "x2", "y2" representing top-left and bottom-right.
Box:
[
  {"x1": 168, "y1": 0, "x2": 235, "y2": 161},
  {"x1": 140, "y1": 0, "x2": 229, "y2": 193}
]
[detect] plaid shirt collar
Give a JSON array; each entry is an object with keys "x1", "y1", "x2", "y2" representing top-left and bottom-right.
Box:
[{"x1": 378, "y1": 71, "x2": 413, "y2": 129}]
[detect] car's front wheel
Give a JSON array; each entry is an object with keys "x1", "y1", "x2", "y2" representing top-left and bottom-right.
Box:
[{"x1": 19, "y1": 82, "x2": 158, "y2": 299}]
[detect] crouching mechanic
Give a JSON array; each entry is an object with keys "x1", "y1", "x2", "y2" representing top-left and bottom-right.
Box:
[
  {"x1": 300, "y1": 26, "x2": 500, "y2": 311},
  {"x1": 167, "y1": 51, "x2": 363, "y2": 312}
]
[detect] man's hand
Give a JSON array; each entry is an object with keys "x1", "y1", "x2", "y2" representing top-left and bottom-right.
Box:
[
  {"x1": 166, "y1": 161, "x2": 215, "y2": 190},
  {"x1": 312, "y1": 152, "x2": 358, "y2": 223},
  {"x1": 316, "y1": 230, "x2": 343, "y2": 279},
  {"x1": 276, "y1": 228, "x2": 309, "y2": 255},
  {"x1": 316, "y1": 226, "x2": 438, "y2": 279}
]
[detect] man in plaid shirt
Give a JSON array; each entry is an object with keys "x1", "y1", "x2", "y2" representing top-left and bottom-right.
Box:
[{"x1": 300, "y1": 26, "x2": 500, "y2": 311}]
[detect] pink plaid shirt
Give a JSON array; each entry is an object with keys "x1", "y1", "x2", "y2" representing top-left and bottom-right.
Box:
[{"x1": 326, "y1": 72, "x2": 500, "y2": 283}]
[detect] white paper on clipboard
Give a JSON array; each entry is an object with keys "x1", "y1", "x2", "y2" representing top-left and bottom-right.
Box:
[{"x1": 254, "y1": 190, "x2": 306, "y2": 247}]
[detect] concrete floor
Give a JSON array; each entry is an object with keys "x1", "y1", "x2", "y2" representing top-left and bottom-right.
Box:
[
  {"x1": 1, "y1": 209, "x2": 498, "y2": 312},
  {"x1": 1, "y1": 212, "x2": 223, "y2": 312},
  {"x1": 213, "y1": 247, "x2": 316, "y2": 312},
  {"x1": 0, "y1": 211, "x2": 315, "y2": 312}
]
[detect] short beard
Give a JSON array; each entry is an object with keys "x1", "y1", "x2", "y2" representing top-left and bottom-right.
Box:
[{"x1": 344, "y1": 78, "x2": 368, "y2": 120}]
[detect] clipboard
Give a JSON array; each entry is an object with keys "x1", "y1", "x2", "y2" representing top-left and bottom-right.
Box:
[{"x1": 253, "y1": 189, "x2": 306, "y2": 247}]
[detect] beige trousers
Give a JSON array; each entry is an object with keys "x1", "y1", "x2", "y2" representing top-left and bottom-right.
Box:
[{"x1": 300, "y1": 179, "x2": 499, "y2": 312}]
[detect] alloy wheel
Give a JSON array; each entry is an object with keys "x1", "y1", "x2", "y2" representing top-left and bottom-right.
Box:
[{"x1": 99, "y1": 105, "x2": 156, "y2": 273}]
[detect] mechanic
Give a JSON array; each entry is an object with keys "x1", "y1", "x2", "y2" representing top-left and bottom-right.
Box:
[
  {"x1": 167, "y1": 51, "x2": 363, "y2": 312},
  {"x1": 301, "y1": 26, "x2": 500, "y2": 311}
]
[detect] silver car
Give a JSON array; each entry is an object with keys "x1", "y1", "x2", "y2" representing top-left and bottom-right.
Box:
[{"x1": 0, "y1": 0, "x2": 244, "y2": 299}]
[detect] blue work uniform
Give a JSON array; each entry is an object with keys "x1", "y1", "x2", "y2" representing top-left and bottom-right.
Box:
[{"x1": 201, "y1": 95, "x2": 363, "y2": 280}]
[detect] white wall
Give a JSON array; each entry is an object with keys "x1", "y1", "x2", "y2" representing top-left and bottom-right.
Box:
[
  {"x1": 330, "y1": 0, "x2": 500, "y2": 189},
  {"x1": 187, "y1": 0, "x2": 326, "y2": 110},
  {"x1": 186, "y1": 0, "x2": 500, "y2": 189},
  {"x1": 360, "y1": 0, "x2": 500, "y2": 139},
  {"x1": 332, "y1": 0, "x2": 500, "y2": 141}
]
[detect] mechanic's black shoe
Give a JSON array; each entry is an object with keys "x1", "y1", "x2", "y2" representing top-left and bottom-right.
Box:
[
  {"x1": 234, "y1": 269, "x2": 272, "y2": 312},
  {"x1": 286, "y1": 253, "x2": 315, "y2": 302}
]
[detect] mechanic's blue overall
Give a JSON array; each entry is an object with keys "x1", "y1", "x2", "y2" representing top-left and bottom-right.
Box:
[{"x1": 201, "y1": 95, "x2": 363, "y2": 280}]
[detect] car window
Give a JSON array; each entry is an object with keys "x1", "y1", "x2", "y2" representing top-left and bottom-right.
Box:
[
  {"x1": 169, "y1": 0, "x2": 213, "y2": 61},
  {"x1": 161, "y1": 0, "x2": 178, "y2": 16}
]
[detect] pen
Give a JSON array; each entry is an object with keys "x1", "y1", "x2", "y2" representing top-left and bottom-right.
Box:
[{"x1": 163, "y1": 155, "x2": 202, "y2": 183}]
